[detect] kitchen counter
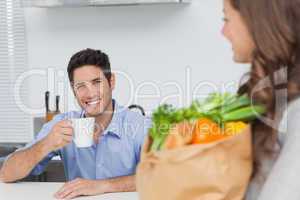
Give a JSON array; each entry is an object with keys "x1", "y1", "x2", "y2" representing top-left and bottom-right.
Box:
[{"x1": 0, "y1": 182, "x2": 139, "y2": 200}]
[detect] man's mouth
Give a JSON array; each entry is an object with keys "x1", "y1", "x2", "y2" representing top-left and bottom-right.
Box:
[{"x1": 85, "y1": 99, "x2": 101, "y2": 106}]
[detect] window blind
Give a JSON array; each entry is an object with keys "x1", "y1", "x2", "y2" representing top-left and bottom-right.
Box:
[{"x1": 0, "y1": 0, "x2": 31, "y2": 143}]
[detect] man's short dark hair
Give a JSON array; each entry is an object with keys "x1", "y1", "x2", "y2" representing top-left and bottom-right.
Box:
[{"x1": 67, "y1": 48, "x2": 111, "y2": 82}]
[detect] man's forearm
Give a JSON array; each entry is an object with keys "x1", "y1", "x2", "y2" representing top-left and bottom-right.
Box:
[
  {"x1": 101, "y1": 175, "x2": 136, "y2": 193},
  {"x1": 0, "y1": 139, "x2": 51, "y2": 183}
]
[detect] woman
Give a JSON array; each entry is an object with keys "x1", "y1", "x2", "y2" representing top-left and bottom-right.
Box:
[{"x1": 222, "y1": 0, "x2": 300, "y2": 199}]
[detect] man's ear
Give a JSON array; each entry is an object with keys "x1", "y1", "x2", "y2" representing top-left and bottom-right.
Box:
[
  {"x1": 72, "y1": 88, "x2": 77, "y2": 97},
  {"x1": 70, "y1": 83, "x2": 77, "y2": 97},
  {"x1": 110, "y1": 73, "x2": 116, "y2": 90}
]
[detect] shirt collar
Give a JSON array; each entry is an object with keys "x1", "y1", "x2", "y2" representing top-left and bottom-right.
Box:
[{"x1": 80, "y1": 99, "x2": 123, "y2": 139}]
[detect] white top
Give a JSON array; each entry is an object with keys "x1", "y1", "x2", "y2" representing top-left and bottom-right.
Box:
[
  {"x1": 0, "y1": 182, "x2": 138, "y2": 200},
  {"x1": 246, "y1": 98, "x2": 300, "y2": 200}
]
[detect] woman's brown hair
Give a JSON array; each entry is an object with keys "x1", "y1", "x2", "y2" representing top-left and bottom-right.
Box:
[{"x1": 229, "y1": 0, "x2": 300, "y2": 180}]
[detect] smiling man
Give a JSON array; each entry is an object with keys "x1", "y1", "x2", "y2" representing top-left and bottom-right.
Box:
[{"x1": 0, "y1": 48, "x2": 151, "y2": 199}]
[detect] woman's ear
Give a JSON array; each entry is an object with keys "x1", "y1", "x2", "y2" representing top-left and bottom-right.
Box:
[{"x1": 110, "y1": 73, "x2": 116, "y2": 90}]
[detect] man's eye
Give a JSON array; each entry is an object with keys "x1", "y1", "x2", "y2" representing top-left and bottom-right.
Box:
[
  {"x1": 75, "y1": 84, "x2": 85, "y2": 89},
  {"x1": 93, "y1": 80, "x2": 101, "y2": 84}
]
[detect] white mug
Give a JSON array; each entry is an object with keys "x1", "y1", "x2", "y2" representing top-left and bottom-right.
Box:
[{"x1": 71, "y1": 117, "x2": 95, "y2": 148}]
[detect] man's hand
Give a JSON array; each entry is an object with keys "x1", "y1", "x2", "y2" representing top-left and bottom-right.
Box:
[
  {"x1": 54, "y1": 178, "x2": 107, "y2": 199},
  {"x1": 44, "y1": 120, "x2": 74, "y2": 152}
]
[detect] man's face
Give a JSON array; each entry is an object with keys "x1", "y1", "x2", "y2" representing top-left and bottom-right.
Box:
[{"x1": 72, "y1": 65, "x2": 115, "y2": 117}]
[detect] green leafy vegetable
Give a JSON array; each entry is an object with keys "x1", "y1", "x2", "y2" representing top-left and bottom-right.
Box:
[{"x1": 149, "y1": 93, "x2": 266, "y2": 152}]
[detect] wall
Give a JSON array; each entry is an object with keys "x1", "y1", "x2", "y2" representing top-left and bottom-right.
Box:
[{"x1": 24, "y1": 0, "x2": 249, "y2": 116}]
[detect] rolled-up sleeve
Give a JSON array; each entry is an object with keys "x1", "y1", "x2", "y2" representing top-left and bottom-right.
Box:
[{"x1": 16, "y1": 114, "x2": 64, "y2": 176}]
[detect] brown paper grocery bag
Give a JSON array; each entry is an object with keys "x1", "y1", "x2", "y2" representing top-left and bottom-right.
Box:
[{"x1": 136, "y1": 126, "x2": 252, "y2": 200}]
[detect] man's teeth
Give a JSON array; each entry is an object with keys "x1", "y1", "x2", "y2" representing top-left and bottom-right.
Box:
[{"x1": 87, "y1": 100, "x2": 100, "y2": 105}]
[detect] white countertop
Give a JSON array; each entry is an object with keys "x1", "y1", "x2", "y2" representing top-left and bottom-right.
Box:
[{"x1": 0, "y1": 182, "x2": 139, "y2": 200}]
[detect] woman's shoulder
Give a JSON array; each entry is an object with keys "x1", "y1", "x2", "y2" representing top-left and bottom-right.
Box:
[
  {"x1": 288, "y1": 97, "x2": 300, "y2": 111},
  {"x1": 278, "y1": 97, "x2": 300, "y2": 143},
  {"x1": 246, "y1": 97, "x2": 300, "y2": 200}
]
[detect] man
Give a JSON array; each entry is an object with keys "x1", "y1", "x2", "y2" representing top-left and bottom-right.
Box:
[{"x1": 0, "y1": 48, "x2": 151, "y2": 199}]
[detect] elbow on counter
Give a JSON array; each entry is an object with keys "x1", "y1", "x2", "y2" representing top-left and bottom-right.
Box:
[
  {"x1": 0, "y1": 167, "x2": 18, "y2": 183},
  {"x1": 0, "y1": 167, "x2": 7, "y2": 183}
]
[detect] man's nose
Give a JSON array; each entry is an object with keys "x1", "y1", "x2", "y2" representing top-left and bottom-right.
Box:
[{"x1": 86, "y1": 83, "x2": 99, "y2": 97}]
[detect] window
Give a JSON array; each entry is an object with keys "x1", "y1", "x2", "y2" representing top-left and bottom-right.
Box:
[{"x1": 0, "y1": 0, "x2": 31, "y2": 143}]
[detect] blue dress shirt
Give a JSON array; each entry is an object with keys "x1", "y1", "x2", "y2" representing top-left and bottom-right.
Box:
[{"x1": 22, "y1": 100, "x2": 151, "y2": 181}]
